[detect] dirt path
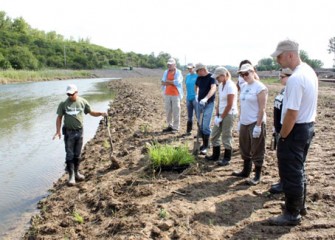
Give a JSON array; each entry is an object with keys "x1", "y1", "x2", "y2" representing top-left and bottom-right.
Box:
[{"x1": 24, "y1": 77, "x2": 335, "y2": 239}]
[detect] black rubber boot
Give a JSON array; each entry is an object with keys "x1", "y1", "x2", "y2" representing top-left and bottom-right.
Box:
[
  {"x1": 66, "y1": 163, "x2": 76, "y2": 186},
  {"x1": 186, "y1": 121, "x2": 192, "y2": 135},
  {"x1": 74, "y1": 163, "x2": 85, "y2": 181},
  {"x1": 247, "y1": 166, "x2": 262, "y2": 185},
  {"x1": 217, "y1": 149, "x2": 232, "y2": 166},
  {"x1": 232, "y1": 159, "x2": 252, "y2": 178},
  {"x1": 269, "y1": 196, "x2": 303, "y2": 226},
  {"x1": 269, "y1": 180, "x2": 283, "y2": 194},
  {"x1": 205, "y1": 146, "x2": 220, "y2": 161},
  {"x1": 200, "y1": 134, "x2": 209, "y2": 155}
]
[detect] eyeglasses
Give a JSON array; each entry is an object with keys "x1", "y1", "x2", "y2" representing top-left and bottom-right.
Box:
[
  {"x1": 67, "y1": 93, "x2": 76, "y2": 97},
  {"x1": 239, "y1": 71, "x2": 249, "y2": 78}
]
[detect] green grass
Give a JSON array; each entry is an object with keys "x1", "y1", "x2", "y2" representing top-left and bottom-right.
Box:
[
  {"x1": 0, "y1": 69, "x2": 91, "y2": 84},
  {"x1": 148, "y1": 143, "x2": 195, "y2": 168},
  {"x1": 73, "y1": 211, "x2": 84, "y2": 224}
]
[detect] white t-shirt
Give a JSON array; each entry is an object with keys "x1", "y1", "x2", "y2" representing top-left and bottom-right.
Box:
[
  {"x1": 240, "y1": 80, "x2": 267, "y2": 125},
  {"x1": 281, "y1": 62, "x2": 318, "y2": 124},
  {"x1": 218, "y1": 79, "x2": 238, "y2": 115}
]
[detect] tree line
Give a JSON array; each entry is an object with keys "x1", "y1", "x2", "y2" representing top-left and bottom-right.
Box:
[
  {"x1": 0, "y1": 11, "x2": 332, "y2": 71},
  {"x1": 0, "y1": 11, "x2": 174, "y2": 70}
]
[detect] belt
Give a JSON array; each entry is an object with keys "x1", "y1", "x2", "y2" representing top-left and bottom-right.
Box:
[{"x1": 66, "y1": 128, "x2": 83, "y2": 131}]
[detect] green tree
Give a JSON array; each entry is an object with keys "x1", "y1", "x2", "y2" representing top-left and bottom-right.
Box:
[
  {"x1": 328, "y1": 37, "x2": 335, "y2": 68},
  {"x1": 299, "y1": 50, "x2": 323, "y2": 69},
  {"x1": 7, "y1": 46, "x2": 39, "y2": 70}
]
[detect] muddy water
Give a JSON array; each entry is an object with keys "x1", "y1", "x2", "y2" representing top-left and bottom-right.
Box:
[{"x1": 0, "y1": 78, "x2": 116, "y2": 237}]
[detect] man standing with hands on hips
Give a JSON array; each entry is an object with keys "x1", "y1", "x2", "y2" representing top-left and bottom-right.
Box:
[
  {"x1": 268, "y1": 40, "x2": 318, "y2": 226},
  {"x1": 53, "y1": 84, "x2": 107, "y2": 186}
]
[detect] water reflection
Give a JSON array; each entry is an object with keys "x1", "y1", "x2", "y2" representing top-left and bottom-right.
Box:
[{"x1": 0, "y1": 78, "x2": 117, "y2": 237}]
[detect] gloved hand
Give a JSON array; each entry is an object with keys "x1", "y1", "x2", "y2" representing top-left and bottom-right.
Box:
[
  {"x1": 253, "y1": 125, "x2": 262, "y2": 138},
  {"x1": 199, "y1": 97, "x2": 208, "y2": 106},
  {"x1": 214, "y1": 116, "x2": 222, "y2": 127}
]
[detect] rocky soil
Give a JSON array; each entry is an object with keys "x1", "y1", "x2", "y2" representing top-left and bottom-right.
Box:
[{"x1": 24, "y1": 75, "x2": 335, "y2": 240}]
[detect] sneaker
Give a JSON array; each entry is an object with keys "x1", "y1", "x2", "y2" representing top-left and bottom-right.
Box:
[
  {"x1": 162, "y1": 126, "x2": 173, "y2": 132},
  {"x1": 217, "y1": 159, "x2": 230, "y2": 166},
  {"x1": 170, "y1": 129, "x2": 179, "y2": 134},
  {"x1": 200, "y1": 148, "x2": 207, "y2": 155}
]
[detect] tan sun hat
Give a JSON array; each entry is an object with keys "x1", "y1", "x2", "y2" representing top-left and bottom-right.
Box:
[{"x1": 212, "y1": 66, "x2": 229, "y2": 79}]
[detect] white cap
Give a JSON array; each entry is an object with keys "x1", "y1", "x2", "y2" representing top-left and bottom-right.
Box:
[
  {"x1": 167, "y1": 58, "x2": 176, "y2": 65},
  {"x1": 237, "y1": 63, "x2": 254, "y2": 73},
  {"x1": 66, "y1": 84, "x2": 77, "y2": 94}
]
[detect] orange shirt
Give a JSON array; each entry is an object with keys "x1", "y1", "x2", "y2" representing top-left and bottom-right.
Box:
[{"x1": 165, "y1": 70, "x2": 179, "y2": 96}]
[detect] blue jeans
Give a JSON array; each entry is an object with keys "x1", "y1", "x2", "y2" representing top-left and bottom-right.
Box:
[
  {"x1": 64, "y1": 128, "x2": 83, "y2": 164},
  {"x1": 277, "y1": 122, "x2": 314, "y2": 198},
  {"x1": 186, "y1": 99, "x2": 198, "y2": 123},
  {"x1": 197, "y1": 101, "x2": 214, "y2": 136}
]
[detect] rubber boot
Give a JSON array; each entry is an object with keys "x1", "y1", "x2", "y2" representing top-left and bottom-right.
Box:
[
  {"x1": 232, "y1": 159, "x2": 252, "y2": 178},
  {"x1": 205, "y1": 146, "x2": 220, "y2": 161},
  {"x1": 74, "y1": 163, "x2": 85, "y2": 181},
  {"x1": 217, "y1": 149, "x2": 232, "y2": 166},
  {"x1": 186, "y1": 121, "x2": 192, "y2": 135},
  {"x1": 269, "y1": 180, "x2": 283, "y2": 194},
  {"x1": 247, "y1": 166, "x2": 262, "y2": 185},
  {"x1": 67, "y1": 163, "x2": 76, "y2": 186},
  {"x1": 300, "y1": 183, "x2": 307, "y2": 216},
  {"x1": 200, "y1": 134, "x2": 209, "y2": 155},
  {"x1": 269, "y1": 196, "x2": 303, "y2": 226}
]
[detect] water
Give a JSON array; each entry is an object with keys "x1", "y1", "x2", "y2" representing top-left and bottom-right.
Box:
[{"x1": 0, "y1": 78, "x2": 117, "y2": 238}]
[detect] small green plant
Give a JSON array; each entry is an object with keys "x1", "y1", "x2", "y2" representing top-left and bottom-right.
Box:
[
  {"x1": 73, "y1": 211, "x2": 84, "y2": 224},
  {"x1": 140, "y1": 123, "x2": 150, "y2": 135},
  {"x1": 103, "y1": 139, "x2": 111, "y2": 149},
  {"x1": 148, "y1": 143, "x2": 195, "y2": 168},
  {"x1": 159, "y1": 208, "x2": 169, "y2": 219}
]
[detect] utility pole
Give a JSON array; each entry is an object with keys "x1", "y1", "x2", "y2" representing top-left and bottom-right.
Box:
[{"x1": 63, "y1": 44, "x2": 67, "y2": 68}]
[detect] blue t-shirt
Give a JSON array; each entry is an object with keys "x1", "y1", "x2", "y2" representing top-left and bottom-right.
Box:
[
  {"x1": 195, "y1": 73, "x2": 216, "y2": 103},
  {"x1": 185, "y1": 73, "x2": 198, "y2": 101}
]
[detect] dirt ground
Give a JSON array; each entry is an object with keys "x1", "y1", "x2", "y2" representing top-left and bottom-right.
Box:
[{"x1": 24, "y1": 76, "x2": 335, "y2": 240}]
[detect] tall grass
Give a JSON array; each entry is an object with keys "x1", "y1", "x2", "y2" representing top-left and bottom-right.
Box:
[
  {"x1": 148, "y1": 143, "x2": 195, "y2": 168},
  {"x1": 0, "y1": 69, "x2": 92, "y2": 84}
]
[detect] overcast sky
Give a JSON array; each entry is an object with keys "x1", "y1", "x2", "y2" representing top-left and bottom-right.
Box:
[{"x1": 2, "y1": 0, "x2": 335, "y2": 67}]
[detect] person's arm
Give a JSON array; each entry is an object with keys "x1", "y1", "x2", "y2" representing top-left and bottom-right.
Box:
[
  {"x1": 53, "y1": 115, "x2": 63, "y2": 140},
  {"x1": 256, "y1": 90, "x2": 267, "y2": 126},
  {"x1": 89, "y1": 111, "x2": 107, "y2": 117},
  {"x1": 220, "y1": 94, "x2": 234, "y2": 119},
  {"x1": 205, "y1": 83, "x2": 217, "y2": 99},
  {"x1": 280, "y1": 109, "x2": 298, "y2": 138}
]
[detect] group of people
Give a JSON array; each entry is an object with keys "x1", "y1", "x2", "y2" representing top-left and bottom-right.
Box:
[
  {"x1": 53, "y1": 39, "x2": 318, "y2": 226},
  {"x1": 161, "y1": 39, "x2": 318, "y2": 226}
]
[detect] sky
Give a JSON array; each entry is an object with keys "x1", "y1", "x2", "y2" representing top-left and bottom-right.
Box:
[{"x1": 2, "y1": 0, "x2": 335, "y2": 68}]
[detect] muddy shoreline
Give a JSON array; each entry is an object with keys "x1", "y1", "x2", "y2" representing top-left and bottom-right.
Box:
[{"x1": 22, "y1": 76, "x2": 335, "y2": 239}]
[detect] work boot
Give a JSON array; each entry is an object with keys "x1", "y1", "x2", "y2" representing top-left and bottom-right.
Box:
[
  {"x1": 205, "y1": 146, "x2": 220, "y2": 161},
  {"x1": 232, "y1": 159, "x2": 252, "y2": 178},
  {"x1": 247, "y1": 166, "x2": 262, "y2": 185},
  {"x1": 269, "y1": 181, "x2": 283, "y2": 194},
  {"x1": 269, "y1": 196, "x2": 303, "y2": 226},
  {"x1": 186, "y1": 121, "x2": 193, "y2": 135},
  {"x1": 74, "y1": 164, "x2": 85, "y2": 181},
  {"x1": 66, "y1": 163, "x2": 76, "y2": 186},
  {"x1": 217, "y1": 149, "x2": 232, "y2": 166}
]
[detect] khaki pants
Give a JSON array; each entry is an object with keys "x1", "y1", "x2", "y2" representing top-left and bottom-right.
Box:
[
  {"x1": 164, "y1": 95, "x2": 180, "y2": 130},
  {"x1": 211, "y1": 114, "x2": 236, "y2": 149}
]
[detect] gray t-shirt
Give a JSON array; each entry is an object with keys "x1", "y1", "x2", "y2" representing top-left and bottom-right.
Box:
[{"x1": 57, "y1": 96, "x2": 91, "y2": 130}]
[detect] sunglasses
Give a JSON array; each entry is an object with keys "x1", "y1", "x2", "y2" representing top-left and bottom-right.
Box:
[
  {"x1": 239, "y1": 71, "x2": 250, "y2": 77},
  {"x1": 67, "y1": 93, "x2": 76, "y2": 97},
  {"x1": 279, "y1": 74, "x2": 291, "y2": 79}
]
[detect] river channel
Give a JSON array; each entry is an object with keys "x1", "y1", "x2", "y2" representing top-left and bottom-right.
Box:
[{"x1": 0, "y1": 78, "x2": 116, "y2": 238}]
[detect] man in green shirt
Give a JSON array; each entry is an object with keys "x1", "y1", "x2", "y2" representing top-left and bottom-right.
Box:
[{"x1": 53, "y1": 84, "x2": 107, "y2": 186}]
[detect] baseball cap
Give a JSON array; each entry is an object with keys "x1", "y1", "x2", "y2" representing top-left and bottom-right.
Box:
[
  {"x1": 237, "y1": 63, "x2": 254, "y2": 73},
  {"x1": 271, "y1": 39, "x2": 299, "y2": 58},
  {"x1": 186, "y1": 63, "x2": 195, "y2": 69},
  {"x1": 212, "y1": 66, "x2": 229, "y2": 79},
  {"x1": 66, "y1": 84, "x2": 78, "y2": 94},
  {"x1": 167, "y1": 58, "x2": 176, "y2": 65},
  {"x1": 195, "y1": 63, "x2": 206, "y2": 72}
]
